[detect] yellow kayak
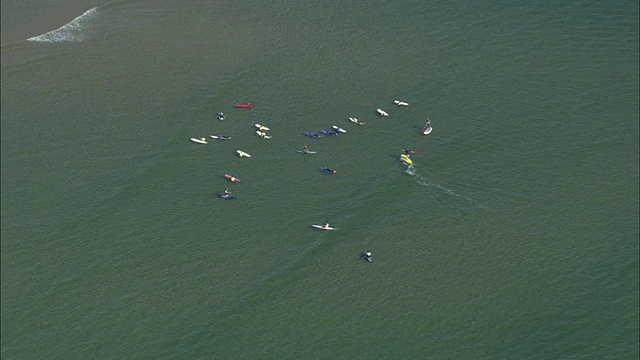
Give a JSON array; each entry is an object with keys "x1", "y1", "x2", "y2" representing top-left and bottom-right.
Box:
[{"x1": 400, "y1": 154, "x2": 413, "y2": 165}]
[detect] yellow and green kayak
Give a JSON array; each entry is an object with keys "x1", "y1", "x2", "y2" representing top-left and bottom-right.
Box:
[{"x1": 400, "y1": 154, "x2": 413, "y2": 165}]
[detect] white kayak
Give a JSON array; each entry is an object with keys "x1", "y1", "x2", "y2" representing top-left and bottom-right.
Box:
[
  {"x1": 421, "y1": 119, "x2": 433, "y2": 135},
  {"x1": 191, "y1": 137, "x2": 208, "y2": 144},
  {"x1": 332, "y1": 125, "x2": 347, "y2": 133},
  {"x1": 210, "y1": 134, "x2": 231, "y2": 140},
  {"x1": 349, "y1": 117, "x2": 365, "y2": 125},
  {"x1": 256, "y1": 131, "x2": 272, "y2": 139},
  {"x1": 312, "y1": 224, "x2": 334, "y2": 230},
  {"x1": 236, "y1": 149, "x2": 251, "y2": 158},
  {"x1": 376, "y1": 109, "x2": 389, "y2": 117},
  {"x1": 394, "y1": 100, "x2": 409, "y2": 106},
  {"x1": 255, "y1": 124, "x2": 270, "y2": 131}
]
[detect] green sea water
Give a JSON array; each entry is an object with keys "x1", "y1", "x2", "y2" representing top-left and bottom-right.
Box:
[{"x1": 1, "y1": 0, "x2": 638, "y2": 358}]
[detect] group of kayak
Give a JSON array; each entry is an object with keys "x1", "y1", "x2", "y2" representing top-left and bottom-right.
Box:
[
  {"x1": 304, "y1": 125, "x2": 347, "y2": 139},
  {"x1": 193, "y1": 99, "x2": 433, "y2": 266}
]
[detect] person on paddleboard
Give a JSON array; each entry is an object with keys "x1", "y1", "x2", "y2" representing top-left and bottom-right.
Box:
[
  {"x1": 303, "y1": 145, "x2": 309, "y2": 152},
  {"x1": 224, "y1": 188, "x2": 232, "y2": 195},
  {"x1": 364, "y1": 251, "x2": 372, "y2": 262}
]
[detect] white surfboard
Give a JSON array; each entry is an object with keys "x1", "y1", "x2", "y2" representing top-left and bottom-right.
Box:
[
  {"x1": 376, "y1": 109, "x2": 389, "y2": 117},
  {"x1": 394, "y1": 100, "x2": 409, "y2": 106},
  {"x1": 312, "y1": 224, "x2": 334, "y2": 230},
  {"x1": 332, "y1": 125, "x2": 347, "y2": 133},
  {"x1": 191, "y1": 137, "x2": 207, "y2": 144},
  {"x1": 236, "y1": 149, "x2": 251, "y2": 158}
]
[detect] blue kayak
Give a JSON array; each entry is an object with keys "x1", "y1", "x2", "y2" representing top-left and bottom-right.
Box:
[
  {"x1": 321, "y1": 129, "x2": 337, "y2": 136},
  {"x1": 320, "y1": 167, "x2": 336, "y2": 174},
  {"x1": 305, "y1": 131, "x2": 321, "y2": 138},
  {"x1": 217, "y1": 193, "x2": 237, "y2": 199}
]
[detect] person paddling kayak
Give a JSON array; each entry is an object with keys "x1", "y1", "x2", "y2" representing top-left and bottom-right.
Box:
[{"x1": 320, "y1": 167, "x2": 336, "y2": 174}]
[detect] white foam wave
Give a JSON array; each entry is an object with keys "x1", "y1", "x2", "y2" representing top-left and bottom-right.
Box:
[{"x1": 27, "y1": 7, "x2": 99, "y2": 43}]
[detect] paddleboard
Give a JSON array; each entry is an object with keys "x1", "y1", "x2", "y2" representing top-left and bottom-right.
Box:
[
  {"x1": 235, "y1": 103, "x2": 253, "y2": 108},
  {"x1": 224, "y1": 174, "x2": 240, "y2": 182},
  {"x1": 376, "y1": 109, "x2": 389, "y2": 116},
  {"x1": 400, "y1": 154, "x2": 413, "y2": 165},
  {"x1": 394, "y1": 100, "x2": 409, "y2": 106},
  {"x1": 321, "y1": 129, "x2": 337, "y2": 136},
  {"x1": 255, "y1": 124, "x2": 270, "y2": 131},
  {"x1": 191, "y1": 137, "x2": 208, "y2": 144},
  {"x1": 296, "y1": 149, "x2": 317, "y2": 154},
  {"x1": 256, "y1": 131, "x2": 272, "y2": 139},
  {"x1": 312, "y1": 224, "x2": 334, "y2": 230},
  {"x1": 210, "y1": 135, "x2": 231, "y2": 140},
  {"x1": 332, "y1": 125, "x2": 346, "y2": 133},
  {"x1": 237, "y1": 150, "x2": 251, "y2": 158}
]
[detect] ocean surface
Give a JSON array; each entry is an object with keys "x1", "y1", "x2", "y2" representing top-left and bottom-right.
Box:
[{"x1": 1, "y1": 0, "x2": 638, "y2": 358}]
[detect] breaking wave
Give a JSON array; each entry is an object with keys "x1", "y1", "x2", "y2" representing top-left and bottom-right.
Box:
[{"x1": 27, "y1": 7, "x2": 99, "y2": 43}]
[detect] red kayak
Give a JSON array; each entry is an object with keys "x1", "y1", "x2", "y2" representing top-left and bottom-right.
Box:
[
  {"x1": 224, "y1": 174, "x2": 240, "y2": 182},
  {"x1": 234, "y1": 103, "x2": 253, "y2": 108}
]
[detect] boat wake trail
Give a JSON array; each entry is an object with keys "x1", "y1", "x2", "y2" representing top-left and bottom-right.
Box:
[
  {"x1": 404, "y1": 164, "x2": 473, "y2": 202},
  {"x1": 27, "y1": 7, "x2": 99, "y2": 43}
]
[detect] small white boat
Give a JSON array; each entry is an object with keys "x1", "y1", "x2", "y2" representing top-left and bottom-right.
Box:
[
  {"x1": 394, "y1": 100, "x2": 409, "y2": 106},
  {"x1": 256, "y1": 130, "x2": 272, "y2": 139},
  {"x1": 421, "y1": 119, "x2": 433, "y2": 135},
  {"x1": 190, "y1": 137, "x2": 208, "y2": 144},
  {"x1": 255, "y1": 124, "x2": 270, "y2": 131},
  {"x1": 376, "y1": 109, "x2": 389, "y2": 117},
  {"x1": 236, "y1": 149, "x2": 252, "y2": 158},
  {"x1": 349, "y1": 117, "x2": 365, "y2": 125}
]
